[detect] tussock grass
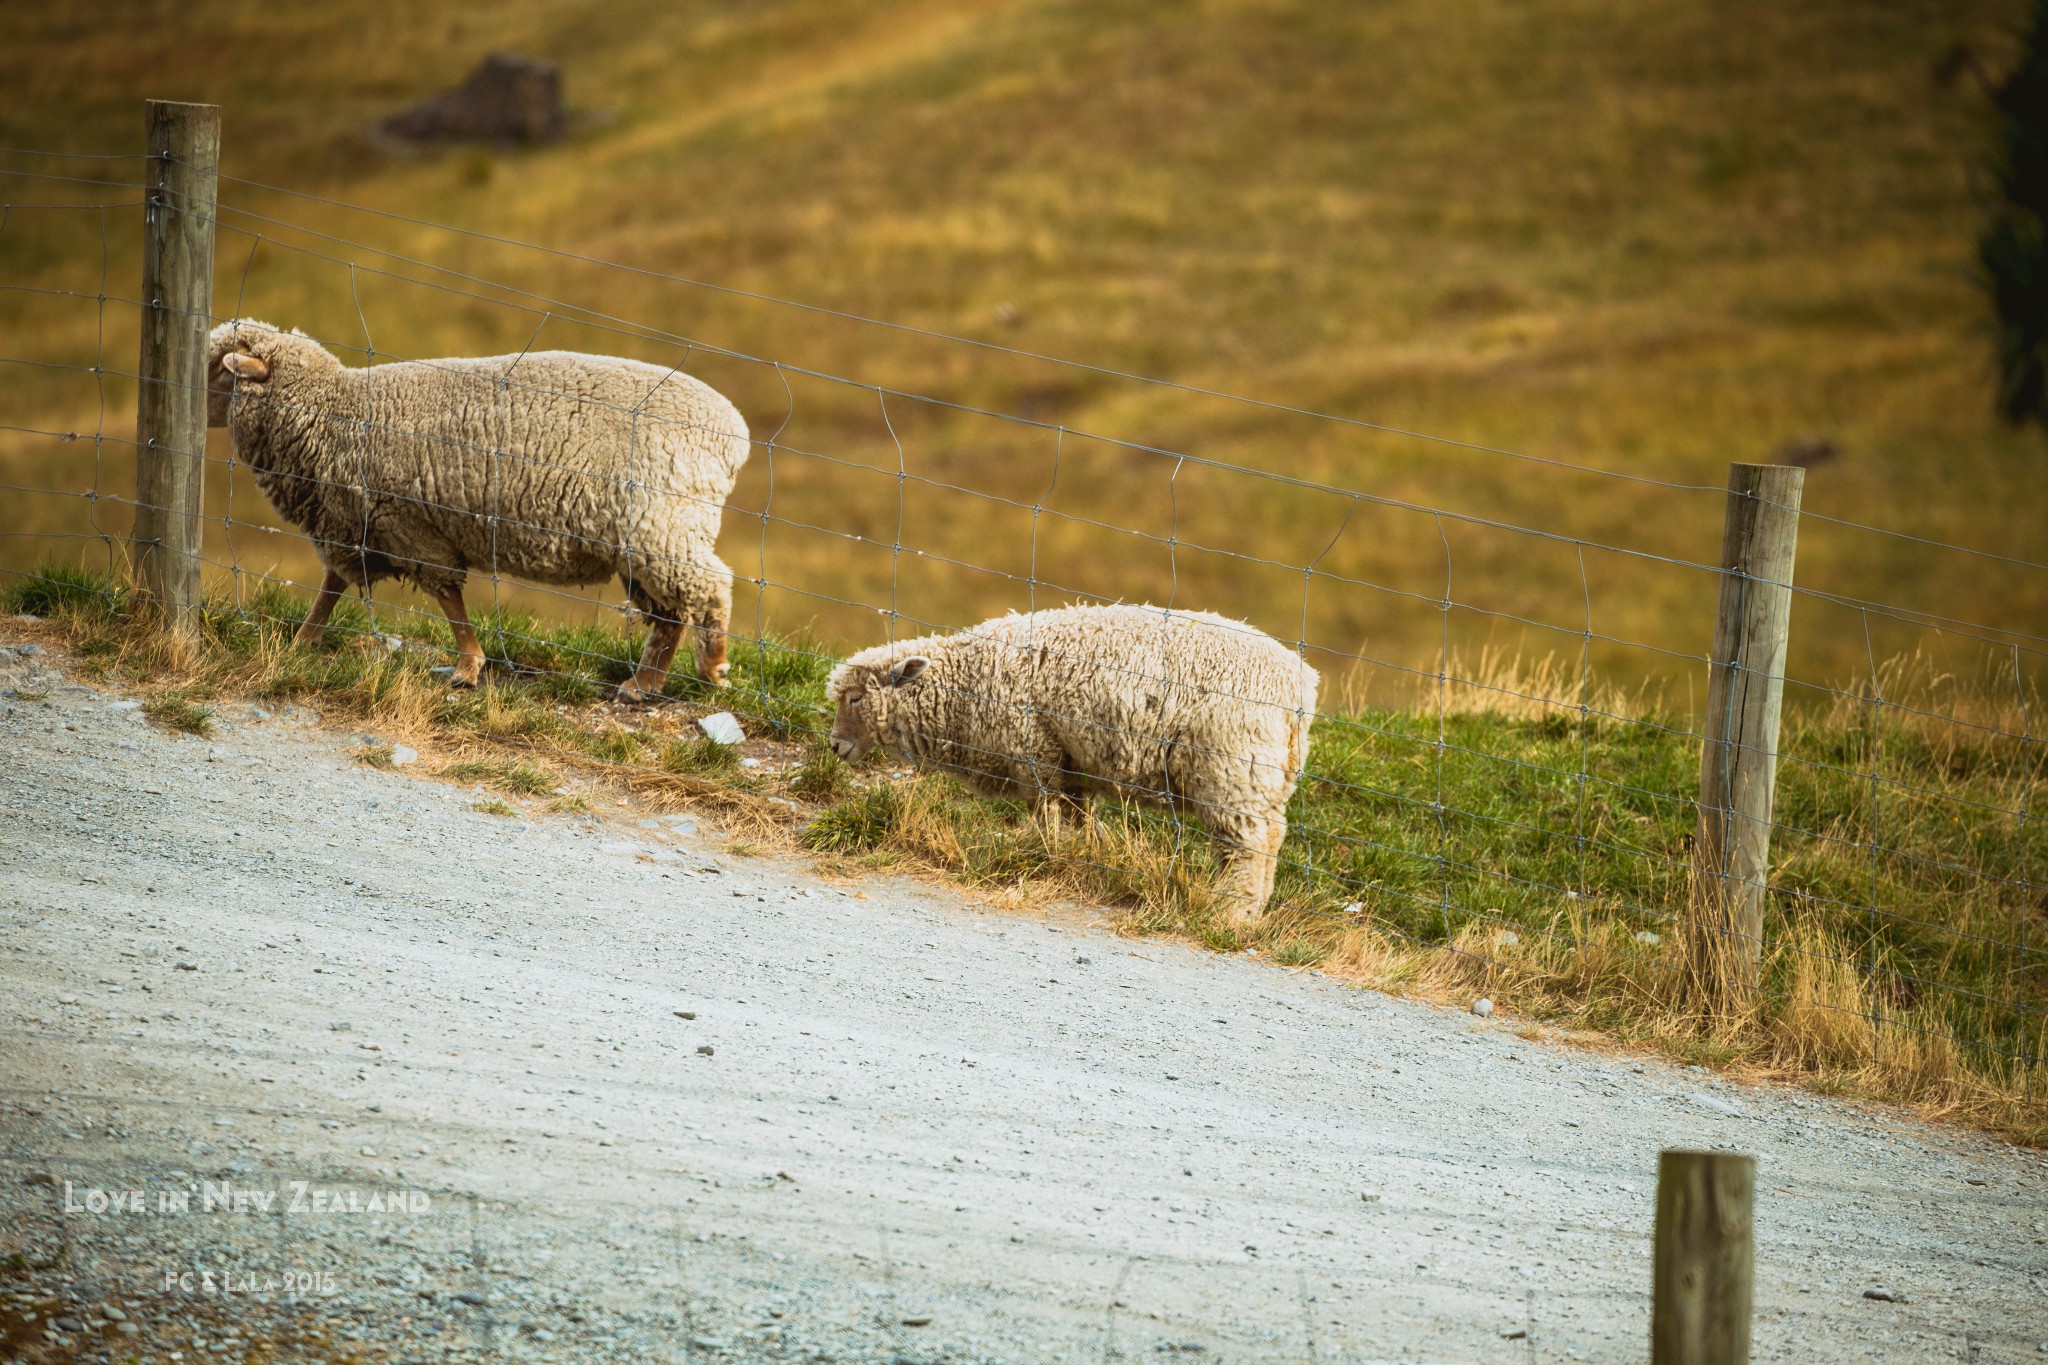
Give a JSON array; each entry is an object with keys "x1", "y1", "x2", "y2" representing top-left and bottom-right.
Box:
[
  {"x1": 662, "y1": 735, "x2": 745, "y2": 780},
  {"x1": 141, "y1": 690, "x2": 214, "y2": 737},
  {"x1": 2, "y1": 564, "x2": 125, "y2": 621},
  {"x1": 787, "y1": 743, "x2": 853, "y2": 802},
  {"x1": 10, "y1": 564, "x2": 2042, "y2": 1145},
  {"x1": 443, "y1": 758, "x2": 555, "y2": 797}
]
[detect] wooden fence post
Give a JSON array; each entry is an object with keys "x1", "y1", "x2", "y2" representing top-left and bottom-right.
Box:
[
  {"x1": 1652, "y1": 1150, "x2": 1755, "y2": 1365},
  {"x1": 132, "y1": 99, "x2": 220, "y2": 631},
  {"x1": 1689, "y1": 462, "x2": 1804, "y2": 1017}
]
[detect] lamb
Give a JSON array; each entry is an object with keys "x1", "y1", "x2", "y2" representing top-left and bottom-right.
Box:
[
  {"x1": 826, "y1": 604, "x2": 1319, "y2": 921},
  {"x1": 205, "y1": 319, "x2": 749, "y2": 700}
]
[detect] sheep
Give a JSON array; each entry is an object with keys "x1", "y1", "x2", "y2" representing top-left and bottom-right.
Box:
[
  {"x1": 205, "y1": 319, "x2": 749, "y2": 700},
  {"x1": 826, "y1": 604, "x2": 1319, "y2": 921}
]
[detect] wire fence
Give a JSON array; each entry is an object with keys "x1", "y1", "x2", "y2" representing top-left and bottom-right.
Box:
[{"x1": 0, "y1": 140, "x2": 2042, "y2": 1116}]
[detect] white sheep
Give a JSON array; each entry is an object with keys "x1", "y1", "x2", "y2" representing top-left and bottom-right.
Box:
[
  {"x1": 826, "y1": 604, "x2": 1319, "y2": 921},
  {"x1": 205, "y1": 319, "x2": 749, "y2": 699}
]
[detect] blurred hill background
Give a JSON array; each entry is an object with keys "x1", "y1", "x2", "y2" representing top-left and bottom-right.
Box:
[{"x1": 2, "y1": 0, "x2": 2042, "y2": 702}]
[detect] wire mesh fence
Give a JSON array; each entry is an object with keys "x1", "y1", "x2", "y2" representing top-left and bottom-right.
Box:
[{"x1": 1, "y1": 132, "x2": 2043, "y2": 1137}]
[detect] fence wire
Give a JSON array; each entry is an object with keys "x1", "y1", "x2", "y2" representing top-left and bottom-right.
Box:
[{"x1": 0, "y1": 152, "x2": 2042, "y2": 1101}]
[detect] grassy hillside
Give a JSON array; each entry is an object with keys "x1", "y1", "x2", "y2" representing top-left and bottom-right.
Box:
[{"x1": 2, "y1": 0, "x2": 2045, "y2": 698}]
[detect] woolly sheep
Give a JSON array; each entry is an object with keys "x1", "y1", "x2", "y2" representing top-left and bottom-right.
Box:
[
  {"x1": 205, "y1": 319, "x2": 749, "y2": 699},
  {"x1": 826, "y1": 604, "x2": 1319, "y2": 921}
]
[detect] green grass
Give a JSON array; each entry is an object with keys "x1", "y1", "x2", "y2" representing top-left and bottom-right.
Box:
[
  {"x1": 12, "y1": 561, "x2": 2045, "y2": 1142},
  {"x1": 141, "y1": 690, "x2": 214, "y2": 737},
  {"x1": 445, "y1": 758, "x2": 557, "y2": 797},
  {"x1": 662, "y1": 735, "x2": 746, "y2": 779},
  {"x1": 787, "y1": 742, "x2": 853, "y2": 801},
  {"x1": 2, "y1": 564, "x2": 125, "y2": 621}
]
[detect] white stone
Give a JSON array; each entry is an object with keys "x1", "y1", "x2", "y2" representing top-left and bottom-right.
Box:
[
  {"x1": 697, "y1": 711, "x2": 746, "y2": 746},
  {"x1": 1471, "y1": 998, "x2": 1494, "y2": 1018}
]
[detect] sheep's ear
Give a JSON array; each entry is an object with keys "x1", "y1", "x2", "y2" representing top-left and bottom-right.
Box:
[
  {"x1": 222, "y1": 353, "x2": 269, "y2": 381},
  {"x1": 886, "y1": 656, "x2": 929, "y2": 687}
]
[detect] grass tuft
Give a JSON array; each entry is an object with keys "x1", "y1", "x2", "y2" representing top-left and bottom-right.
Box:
[
  {"x1": 787, "y1": 743, "x2": 852, "y2": 801},
  {"x1": 142, "y1": 690, "x2": 213, "y2": 737},
  {"x1": 445, "y1": 758, "x2": 555, "y2": 797},
  {"x1": 663, "y1": 735, "x2": 744, "y2": 779},
  {"x1": 2, "y1": 563, "x2": 125, "y2": 620}
]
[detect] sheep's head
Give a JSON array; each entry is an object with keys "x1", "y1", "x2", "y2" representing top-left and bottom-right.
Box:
[
  {"x1": 205, "y1": 319, "x2": 334, "y2": 427},
  {"x1": 825, "y1": 654, "x2": 929, "y2": 761},
  {"x1": 206, "y1": 319, "x2": 281, "y2": 427}
]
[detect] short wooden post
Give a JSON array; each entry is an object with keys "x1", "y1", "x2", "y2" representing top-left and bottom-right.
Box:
[
  {"x1": 1689, "y1": 463, "x2": 1803, "y2": 1017},
  {"x1": 132, "y1": 99, "x2": 221, "y2": 631},
  {"x1": 1652, "y1": 1150, "x2": 1755, "y2": 1365}
]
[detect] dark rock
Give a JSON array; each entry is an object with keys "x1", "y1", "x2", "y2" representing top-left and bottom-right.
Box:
[{"x1": 379, "y1": 53, "x2": 566, "y2": 147}]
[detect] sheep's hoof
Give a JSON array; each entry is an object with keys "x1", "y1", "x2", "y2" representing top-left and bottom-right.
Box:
[{"x1": 614, "y1": 682, "x2": 657, "y2": 705}]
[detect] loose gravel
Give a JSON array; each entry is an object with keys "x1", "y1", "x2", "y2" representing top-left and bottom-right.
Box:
[{"x1": 2, "y1": 632, "x2": 2046, "y2": 1363}]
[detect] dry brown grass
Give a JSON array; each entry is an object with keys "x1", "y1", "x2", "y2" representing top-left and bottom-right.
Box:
[{"x1": 4, "y1": 0, "x2": 2045, "y2": 696}]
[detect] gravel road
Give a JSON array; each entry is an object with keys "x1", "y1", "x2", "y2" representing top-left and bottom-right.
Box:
[{"x1": 2, "y1": 629, "x2": 2045, "y2": 1364}]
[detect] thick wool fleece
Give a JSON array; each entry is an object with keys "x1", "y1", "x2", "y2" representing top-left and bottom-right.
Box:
[
  {"x1": 827, "y1": 604, "x2": 1318, "y2": 917},
  {"x1": 206, "y1": 320, "x2": 748, "y2": 633}
]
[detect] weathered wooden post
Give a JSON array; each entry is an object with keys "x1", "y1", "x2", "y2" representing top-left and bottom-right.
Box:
[
  {"x1": 132, "y1": 99, "x2": 220, "y2": 631},
  {"x1": 1689, "y1": 463, "x2": 1803, "y2": 1018},
  {"x1": 1652, "y1": 1150, "x2": 1755, "y2": 1365}
]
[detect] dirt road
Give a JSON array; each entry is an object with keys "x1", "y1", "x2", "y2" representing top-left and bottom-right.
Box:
[{"x1": 2, "y1": 634, "x2": 2044, "y2": 1363}]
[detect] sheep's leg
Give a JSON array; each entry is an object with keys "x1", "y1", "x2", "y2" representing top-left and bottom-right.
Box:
[
  {"x1": 1214, "y1": 817, "x2": 1286, "y2": 928},
  {"x1": 433, "y1": 584, "x2": 486, "y2": 689},
  {"x1": 619, "y1": 616, "x2": 686, "y2": 704},
  {"x1": 1033, "y1": 790, "x2": 1068, "y2": 840},
  {"x1": 292, "y1": 570, "x2": 348, "y2": 646},
  {"x1": 1032, "y1": 782, "x2": 1089, "y2": 842},
  {"x1": 691, "y1": 557, "x2": 734, "y2": 687},
  {"x1": 692, "y1": 616, "x2": 730, "y2": 687}
]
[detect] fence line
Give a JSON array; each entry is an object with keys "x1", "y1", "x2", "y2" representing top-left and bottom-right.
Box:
[
  {"x1": 0, "y1": 133, "x2": 2042, "y2": 1092},
  {"x1": 182, "y1": 163, "x2": 2048, "y2": 577}
]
